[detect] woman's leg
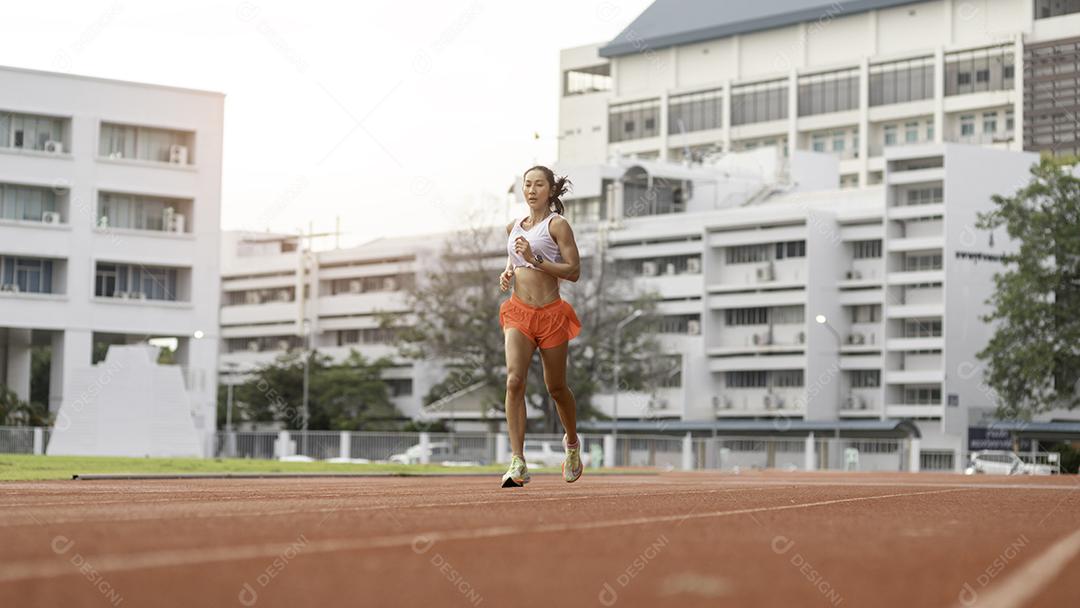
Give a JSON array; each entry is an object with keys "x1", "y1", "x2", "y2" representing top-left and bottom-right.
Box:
[
  {"x1": 504, "y1": 327, "x2": 536, "y2": 457},
  {"x1": 539, "y1": 340, "x2": 577, "y2": 445}
]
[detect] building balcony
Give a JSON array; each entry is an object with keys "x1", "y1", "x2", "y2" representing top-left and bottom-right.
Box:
[
  {"x1": 713, "y1": 390, "x2": 804, "y2": 416},
  {"x1": 888, "y1": 203, "x2": 945, "y2": 220},
  {"x1": 887, "y1": 270, "x2": 944, "y2": 285},
  {"x1": 886, "y1": 303, "x2": 943, "y2": 318},
  {"x1": 839, "y1": 389, "x2": 881, "y2": 416},
  {"x1": 220, "y1": 301, "x2": 297, "y2": 326},
  {"x1": 885, "y1": 404, "x2": 942, "y2": 418},
  {"x1": 887, "y1": 235, "x2": 943, "y2": 253},
  {"x1": 886, "y1": 336, "x2": 944, "y2": 351},
  {"x1": 884, "y1": 369, "x2": 944, "y2": 384}
]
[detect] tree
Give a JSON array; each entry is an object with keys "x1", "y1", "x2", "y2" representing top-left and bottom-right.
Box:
[
  {"x1": 977, "y1": 156, "x2": 1080, "y2": 418},
  {"x1": 220, "y1": 349, "x2": 403, "y2": 430},
  {"x1": 0, "y1": 385, "x2": 50, "y2": 426},
  {"x1": 390, "y1": 213, "x2": 666, "y2": 432}
]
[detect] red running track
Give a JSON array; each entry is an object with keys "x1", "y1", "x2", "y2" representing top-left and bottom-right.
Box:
[{"x1": 1, "y1": 471, "x2": 1078, "y2": 607}]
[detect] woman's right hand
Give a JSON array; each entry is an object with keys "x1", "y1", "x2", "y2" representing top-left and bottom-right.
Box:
[{"x1": 499, "y1": 268, "x2": 513, "y2": 292}]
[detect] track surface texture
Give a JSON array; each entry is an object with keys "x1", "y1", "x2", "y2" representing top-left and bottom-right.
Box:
[{"x1": 1, "y1": 471, "x2": 1078, "y2": 607}]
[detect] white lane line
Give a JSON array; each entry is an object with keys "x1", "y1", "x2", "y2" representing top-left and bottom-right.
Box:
[
  {"x1": 0, "y1": 486, "x2": 788, "y2": 528},
  {"x1": 0, "y1": 487, "x2": 966, "y2": 583},
  {"x1": 952, "y1": 527, "x2": 1080, "y2": 608}
]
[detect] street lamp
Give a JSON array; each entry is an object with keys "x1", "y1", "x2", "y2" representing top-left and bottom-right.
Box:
[
  {"x1": 613, "y1": 308, "x2": 644, "y2": 453},
  {"x1": 815, "y1": 314, "x2": 842, "y2": 347},
  {"x1": 223, "y1": 361, "x2": 239, "y2": 457}
]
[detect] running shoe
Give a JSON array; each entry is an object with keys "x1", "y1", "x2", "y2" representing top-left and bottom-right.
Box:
[
  {"x1": 501, "y1": 454, "x2": 531, "y2": 488},
  {"x1": 562, "y1": 433, "x2": 583, "y2": 483}
]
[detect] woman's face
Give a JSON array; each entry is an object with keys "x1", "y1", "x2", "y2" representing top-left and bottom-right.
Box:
[{"x1": 523, "y1": 169, "x2": 551, "y2": 211}]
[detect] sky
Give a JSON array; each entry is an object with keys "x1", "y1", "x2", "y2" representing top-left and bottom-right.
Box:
[{"x1": 0, "y1": 0, "x2": 653, "y2": 248}]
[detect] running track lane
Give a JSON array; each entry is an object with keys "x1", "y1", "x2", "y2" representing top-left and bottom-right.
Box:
[{"x1": 0, "y1": 472, "x2": 1078, "y2": 607}]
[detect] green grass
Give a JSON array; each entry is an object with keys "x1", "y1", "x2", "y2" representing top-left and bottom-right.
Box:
[
  {"x1": 0, "y1": 454, "x2": 505, "y2": 481},
  {"x1": 0, "y1": 455, "x2": 656, "y2": 481}
]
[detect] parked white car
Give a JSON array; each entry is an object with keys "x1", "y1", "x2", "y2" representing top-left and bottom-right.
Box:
[
  {"x1": 964, "y1": 450, "x2": 1057, "y2": 476},
  {"x1": 523, "y1": 440, "x2": 591, "y2": 468},
  {"x1": 388, "y1": 442, "x2": 481, "y2": 466}
]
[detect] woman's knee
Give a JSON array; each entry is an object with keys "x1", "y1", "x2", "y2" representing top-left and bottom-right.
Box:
[
  {"x1": 546, "y1": 382, "x2": 573, "y2": 402},
  {"x1": 506, "y1": 372, "x2": 526, "y2": 395}
]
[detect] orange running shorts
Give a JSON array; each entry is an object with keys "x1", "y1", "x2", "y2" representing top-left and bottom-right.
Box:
[{"x1": 499, "y1": 292, "x2": 582, "y2": 349}]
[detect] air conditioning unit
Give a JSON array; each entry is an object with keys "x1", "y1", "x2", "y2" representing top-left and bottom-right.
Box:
[
  {"x1": 127, "y1": 291, "x2": 146, "y2": 300},
  {"x1": 169, "y1": 144, "x2": 189, "y2": 165},
  {"x1": 41, "y1": 211, "x2": 62, "y2": 224},
  {"x1": 43, "y1": 140, "x2": 64, "y2": 154},
  {"x1": 763, "y1": 394, "x2": 775, "y2": 409},
  {"x1": 687, "y1": 319, "x2": 701, "y2": 335},
  {"x1": 665, "y1": 263, "x2": 677, "y2": 275},
  {"x1": 642, "y1": 261, "x2": 658, "y2": 276},
  {"x1": 774, "y1": 396, "x2": 786, "y2": 409},
  {"x1": 245, "y1": 292, "x2": 260, "y2": 305},
  {"x1": 752, "y1": 332, "x2": 772, "y2": 346},
  {"x1": 168, "y1": 213, "x2": 186, "y2": 233},
  {"x1": 712, "y1": 395, "x2": 733, "y2": 410},
  {"x1": 687, "y1": 257, "x2": 701, "y2": 274},
  {"x1": 845, "y1": 395, "x2": 868, "y2": 410},
  {"x1": 796, "y1": 331, "x2": 806, "y2": 344},
  {"x1": 277, "y1": 289, "x2": 291, "y2": 301},
  {"x1": 247, "y1": 340, "x2": 260, "y2": 352},
  {"x1": 276, "y1": 339, "x2": 292, "y2": 351},
  {"x1": 756, "y1": 263, "x2": 775, "y2": 282},
  {"x1": 845, "y1": 269, "x2": 862, "y2": 280},
  {"x1": 846, "y1": 333, "x2": 866, "y2": 345},
  {"x1": 384, "y1": 277, "x2": 398, "y2": 291},
  {"x1": 348, "y1": 280, "x2": 362, "y2": 294},
  {"x1": 857, "y1": 396, "x2": 867, "y2": 410},
  {"x1": 0, "y1": 283, "x2": 20, "y2": 293}
]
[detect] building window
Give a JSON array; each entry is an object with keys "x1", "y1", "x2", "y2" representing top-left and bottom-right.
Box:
[
  {"x1": 337, "y1": 328, "x2": 400, "y2": 345},
  {"x1": 730, "y1": 79, "x2": 788, "y2": 126},
  {"x1": 653, "y1": 314, "x2": 700, "y2": 334},
  {"x1": 774, "y1": 240, "x2": 806, "y2": 259},
  {"x1": 771, "y1": 305, "x2": 805, "y2": 325},
  {"x1": 1034, "y1": 0, "x2": 1080, "y2": 20},
  {"x1": 851, "y1": 370, "x2": 880, "y2": 388},
  {"x1": 226, "y1": 335, "x2": 303, "y2": 353},
  {"x1": 797, "y1": 68, "x2": 859, "y2": 117},
  {"x1": 831, "y1": 131, "x2": 845, "y2": 152},
  {"x1": 563, "y1": 64, "x2": 611, "y2": 96},
  {"x1": 905, "y1": 253, "x2": 943, "y2": 271},
  {"x1": 884, "y1": 125, "x2": 897, "y2": 146},
  {"x1": 852, "y1": 240, "x2": 882, "y2": 258},
  {"x1": 1005, "y1": 109, "x2": 1014, "y2": 132},
  {"x1": 94, "y1": 262, "x2": 179, "y2": 300},
  {"x1": 850, "y1": 304, "x2": 880, "y2": 323},
  {"x1": 904, "y1": 186, "x2": 943, "y2": 206},
  {"x1": 659, "y1": 355, "x2": 682, "y2": 388},
  {"x1": 99, "y1": 122, "x2": 194, "y2": 164},
  {"x1": 608, "y1": 99, "x2": 660, "y2": 143},
  {"x1": 960, "y1": 115, "x2": 975, "y2": 136},
  {"x1": 0, "y1": 256, "x2": 53, "y2": 293},
  {"x1": 387, "y1": 378, "x2": 414, "y2": 397},
  {"x1": 983, "y1": 112, "x2": 997, "y2": 135},
  {"x1": 725, "y1": 307, "x2": 769, "y2": 326},
  {"x1": 0, "y1": 111, "x2": 66, "y2": 152},
  {"x1": 904, "y1": 121, "x2": 919, "y2": 143},
  {"x1": 945, "y1": 45, "x2": 1014, "y2": 96},
  {"x1": 97, "y1": 192, "x2": 189, "y2": 232},
  {"x1": 726, "y1": 244, "x2": 770, "y2": 264},
  {"x1": 811, "y1": 134, "x2": 826, "y2": 152},
  {"x1": 926, "y1": 120, "x2": 935, "y2": 141},
  {"x1": 668, "y1": 88, "x2": 723, "y2": 134},
  {"x1": 869, "y1": 56, "x2": 934, "y2": 106},
  {"x1": 0, "y1": 183, "x2": 59, "y2": 223},
  {"x1": 1023, "y1": 37, "x2": 1080, "y2": 157},
  {"x1": 330, "y1": 274, "x2": 412, "y2": 295},
  {"x1": 772, "y1": 370, "x2": 804, "y2": 388},
  {"x1": 224, "y1": 287, "x2": 295, "y2": 306},
  {"x1": 904, "y1": 319, "x2": 942, "y2": 337},
  {"x1": 904, "y1": 386, "x2": 941, "y2": 404},
  {"x1": 726, "y1": 371, "x2": 767, "y2": 388}
]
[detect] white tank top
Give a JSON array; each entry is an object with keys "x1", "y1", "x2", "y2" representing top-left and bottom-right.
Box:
[{"x1": 507, "y1": 212, "x2": 564, "y2": 269}]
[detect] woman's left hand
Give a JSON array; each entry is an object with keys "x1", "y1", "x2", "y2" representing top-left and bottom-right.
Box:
[{"x1": 513, "y1": 237, "x2": 535, "y2": 264}]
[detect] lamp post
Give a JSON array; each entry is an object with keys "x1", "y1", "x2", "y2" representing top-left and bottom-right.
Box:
[
  {"x1": 815, "y1": 314, "x2": 842, "y2": 348},
  {"x1": 301, "y1": 319, "x2": 311, "y2": 457},
  {"x1": 224, "y1": 361, "x2": 239, "y2": 457},
  {"x1": 613, "y1": 309, "x2": 644, "y2": 455}
]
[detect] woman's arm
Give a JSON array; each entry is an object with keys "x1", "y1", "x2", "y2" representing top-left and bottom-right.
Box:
[{"x1": 514, "y1": 216, "x2": 581, "y2": 282}]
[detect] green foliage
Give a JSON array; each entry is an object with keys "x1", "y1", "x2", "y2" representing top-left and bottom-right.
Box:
[
  {"x1": 219, "y1": 349, "x2": 404, "y2": 431},
  {"x1": 0, "y1": 385, "x2": 50, "y2": 426},
  {"x1": 977, "y1": 156, "x2": 1080, "y2": 418}
]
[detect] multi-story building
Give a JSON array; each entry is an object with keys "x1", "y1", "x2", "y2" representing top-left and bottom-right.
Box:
[
  {"x1": 0, "y1": 65, "x2": 223, "y2": 452},
  {"x1": 559, "y1": 0, "x2": 1080, "y2": 180},
  {"x1": 219, "y1": 231, "x2": 448, "y2": 421}
]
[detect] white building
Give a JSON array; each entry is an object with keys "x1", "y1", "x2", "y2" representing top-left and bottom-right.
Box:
[
  {"x1": 559, "y1": 0, "x2": 1080, "y2": 175},
  {"x1": 0, "y1": 65, "x2": 223, "y2": 453}
]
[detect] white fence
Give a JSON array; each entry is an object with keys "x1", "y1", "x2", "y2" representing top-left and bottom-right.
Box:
[{"x1": 0, "y1": 426, "x2": 1066, "y2": 474}]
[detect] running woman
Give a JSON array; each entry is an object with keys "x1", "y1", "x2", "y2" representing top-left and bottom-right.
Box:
[{"x1": 497, "y1": 166, "x2": 583, "y2": 487}]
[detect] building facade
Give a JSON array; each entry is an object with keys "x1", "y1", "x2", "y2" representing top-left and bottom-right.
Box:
[
  {"x1": 559, "y1": 0, "x2": 1080, "y2": 176},
  {"x1": 0, "y1": 65, "x2": 223, "y2": 453}
]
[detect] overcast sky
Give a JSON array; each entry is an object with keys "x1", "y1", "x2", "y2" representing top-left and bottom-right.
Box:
[{"x1": 1, "y1": 0, "x2": 652, "y2": 247}]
